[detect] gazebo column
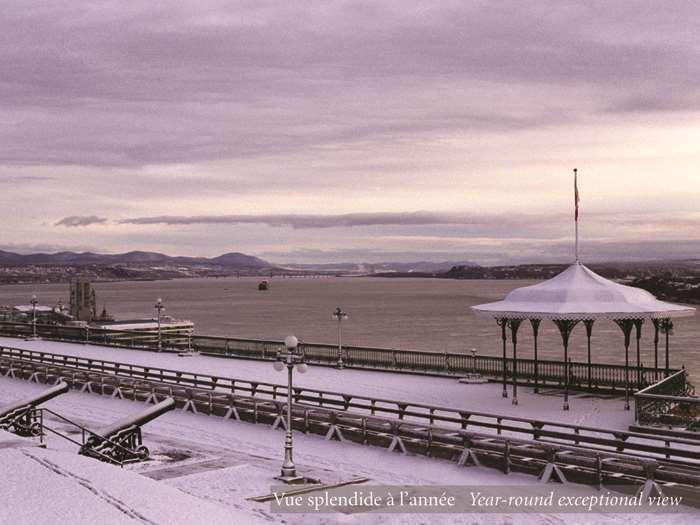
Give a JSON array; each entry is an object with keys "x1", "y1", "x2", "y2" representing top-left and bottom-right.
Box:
[
  {"x1": 660, "y1": 318, "x2": 673, "y2": 377},
  {"x1": 583, "y1": 319, "x2": 594, "y2": 390},
  {"x1": 634, "y1": 319, "x2": 644, "y2": 390},
  {"x1": 496, "y1": 318, "x2": 508, "y2": 398},
  {"x1": 508, "y1": 319, "x2": 523, "y2": 405},
  {"x1": 614, "y1": 319, "x2": 635, "y2": 410},
  {"x1": 553, "y1": 319, "x2": 579, "y2": 410},
  {"x1": 652, "y1": 318, "x2": 660, "y2": 376},
  {"x1": 530, "y1": 319, "x2": 541, "y2": 394}
]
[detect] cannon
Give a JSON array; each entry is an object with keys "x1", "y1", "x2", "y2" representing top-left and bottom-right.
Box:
[
  {"x1": 79, "y1": 397, "x2": 175, "y2": 464},
  {"x1": 0, "y1": 381, "x2": 69, "y2": 436}
]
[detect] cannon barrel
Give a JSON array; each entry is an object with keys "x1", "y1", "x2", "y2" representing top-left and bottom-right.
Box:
[
  {"x1": 90, "y1": 397, "x2": 175, "y2": 443},
  {"x1": 0, "y1": 381, "x2": 69, "y2": 420}
]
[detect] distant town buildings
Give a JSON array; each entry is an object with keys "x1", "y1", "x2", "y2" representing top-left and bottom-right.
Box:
[{"x1": 0, "y1": 276, "x2": 194, "y2": 338}]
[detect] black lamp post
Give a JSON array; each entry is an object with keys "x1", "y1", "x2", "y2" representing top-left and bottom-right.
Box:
[
  {"x1": 154, "y1": 298, "x2": 164, "y2": 352},
  {"x1": 273, "y1": 335, "x2": 308, "y2": 484},
  {"x1": 30, "y1": 294, "x2": 38, "y2": 339},
  {"x1": 332, "y1": 307, "x2": 348, "y2": 369}
]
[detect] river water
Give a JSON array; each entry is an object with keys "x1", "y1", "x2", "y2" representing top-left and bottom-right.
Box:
[{"x1": 0, "y1": 277, "x2": 697, "y2": 378}]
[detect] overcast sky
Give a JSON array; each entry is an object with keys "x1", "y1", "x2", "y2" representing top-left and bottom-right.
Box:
[{"x1": 1, "y1": 1, "x2": 699, "y2": 264}]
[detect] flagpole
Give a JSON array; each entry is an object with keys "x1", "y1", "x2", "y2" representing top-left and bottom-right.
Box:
[{"x1": 574, "y1": 168, "x2": 579, "y2": 263}]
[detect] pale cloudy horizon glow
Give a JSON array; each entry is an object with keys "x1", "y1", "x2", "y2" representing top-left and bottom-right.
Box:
[{"x1": 1, "y1": 1, "x2": 699, "y2": 264}]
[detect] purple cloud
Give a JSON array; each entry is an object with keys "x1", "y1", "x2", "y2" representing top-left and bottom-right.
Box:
[
  {"x1": 55, "y1": 215, "x2": 108, "y2": 227},
  {"x1": 118, "y1": 211, "x2": 554, "y2": 229}
]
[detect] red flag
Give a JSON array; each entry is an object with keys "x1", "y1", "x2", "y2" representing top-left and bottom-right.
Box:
[{"x1": 574, "y1": 168, "x2": 579, "y2": 221}]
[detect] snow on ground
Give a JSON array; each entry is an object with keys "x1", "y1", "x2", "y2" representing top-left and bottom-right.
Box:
[
  {"x1": 0, "y1": 447, "x2": 243, "y2": 525},
  {"x1": 0, "y1": 376, "x2": 694, "y2": 525},
  {"x1": 0, "y1": 336, "x2": 634, "y2": 431}
]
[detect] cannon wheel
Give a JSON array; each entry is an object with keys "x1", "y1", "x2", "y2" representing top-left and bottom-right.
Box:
[{"x1": 136, "y1": 445, "x2": 150, "y2": 461}]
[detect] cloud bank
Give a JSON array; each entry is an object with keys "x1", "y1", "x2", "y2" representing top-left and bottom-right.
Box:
[
  {"x1": 2, "y1": 2, "x2": 699, "y2": 263},
  {"x1": 54, "y1": 215, "x2": 108, "y2": 227}
]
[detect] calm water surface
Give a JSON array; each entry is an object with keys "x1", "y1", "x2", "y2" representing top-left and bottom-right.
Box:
[{"x1": 1, "y1": 277, "x2": 697, "y2": 378}]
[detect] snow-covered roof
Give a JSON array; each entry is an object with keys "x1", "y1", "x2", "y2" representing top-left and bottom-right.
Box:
[{"x1": 472, "y1": 262, "x2": 696, "y2": 320}]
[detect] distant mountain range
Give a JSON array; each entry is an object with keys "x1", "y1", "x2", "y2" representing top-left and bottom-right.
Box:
[
  {"x1": 280, "y1": 260, "x2": 481, "y2": 274},
  {"x1": 0, "y1": 250, "x2": 481, "y2": 274},
  {"x1": 0, "y1": 250, "x2": 271, "y2": 269}
]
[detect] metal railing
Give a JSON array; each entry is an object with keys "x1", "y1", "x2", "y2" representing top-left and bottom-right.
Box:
[
  {"x1": 33, "y1": 407, "x2": 140, "y2": 466},
  {"x1": 634, "y1": 369, "x2": 700, "y2": 428},
  {"x1": 0, "y1": 321, "x2": 678, "y2": 392},
  {"x1": 193, "y1": 334, "x2": 672, "y2": 392}
]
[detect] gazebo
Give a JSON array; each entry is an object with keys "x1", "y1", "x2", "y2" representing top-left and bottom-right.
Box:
[{"x1": 472, "y1": 261, "x2": 695, "y2": 410}]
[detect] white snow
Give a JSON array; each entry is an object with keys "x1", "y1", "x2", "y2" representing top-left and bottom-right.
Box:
[
  {"x1": 0, "y1": 447, "x2": 246, "y2": 524},
  {"x1": 1, "y1": 367, "x2": 696, "y2": 523}
]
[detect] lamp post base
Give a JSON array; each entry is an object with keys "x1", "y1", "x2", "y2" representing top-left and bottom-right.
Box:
[{"x1": 275, "y1": 474, "x2": 317, "y2": 485}]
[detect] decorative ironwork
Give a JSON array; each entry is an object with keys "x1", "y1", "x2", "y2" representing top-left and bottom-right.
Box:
[
  {"x1": 583, "y1": 319, "x2": 594, "y2": 390},
  {"x1": 496, "y1": 318, "x2": 508, "y2": 398},
  {"x1": 614, "y1": 319, "x2": 637, "y2": 410},
  {"x1": 659, "y1": 318, "x2": 673, "y2": 377},
  {"x1": 634, "y1": 319, "x2": 644, "y2": 391},
  {"x1": 552, "y1": 319, "x2": 580, "y2": 410},
  {"x1": 507, "y1": 319, "x2": 523, "y2": 405},
  {"x1": 651, "y1": 318, "x2": 660, "y2": 372}
]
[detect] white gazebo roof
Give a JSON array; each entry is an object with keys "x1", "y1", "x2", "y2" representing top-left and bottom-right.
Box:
[{"x1": 472, "y1": 262, "x2": 696, "y2": 321}]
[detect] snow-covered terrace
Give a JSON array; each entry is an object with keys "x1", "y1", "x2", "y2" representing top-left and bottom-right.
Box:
[
  {"x1": 1, "y1": 372, "x2": 694, "y2": 524},
  {"x1": 0, "y1": 336, "x2": 634, "y2": 430}
]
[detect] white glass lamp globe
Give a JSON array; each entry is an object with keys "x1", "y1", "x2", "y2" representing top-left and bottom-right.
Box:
[
  {"x1": 284, "y1": 335, "x2": 298, "y2": 350},
  {"x1": 273, "y1": 361, "x2": 285, "y2": 372},
  {"x1": 296, "y1": 363, "x2": 308, "y2": 374}
]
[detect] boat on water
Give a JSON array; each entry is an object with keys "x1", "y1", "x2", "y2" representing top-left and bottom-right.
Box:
[{"x1": 258, "y1": 280, "x2": 269, "y2": 291}]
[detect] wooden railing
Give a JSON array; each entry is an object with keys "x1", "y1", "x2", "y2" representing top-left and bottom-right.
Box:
[
  {"x1": 2, "y1": 345, "x2": 699, "y2": 466},
  {"x1": 634, "y1": 369, "x2": 700, "y2": 428},
  {"x1": 2, "y1": 347, "x2": 700, "y2": 489},
  {"x1": 0, "y1": 322, "x2": 678, "y2": 392}
]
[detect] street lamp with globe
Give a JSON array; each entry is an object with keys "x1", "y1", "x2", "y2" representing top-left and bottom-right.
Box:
[{"x1": 273, "y1": 335, "x2": 309, "y2": 484}]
